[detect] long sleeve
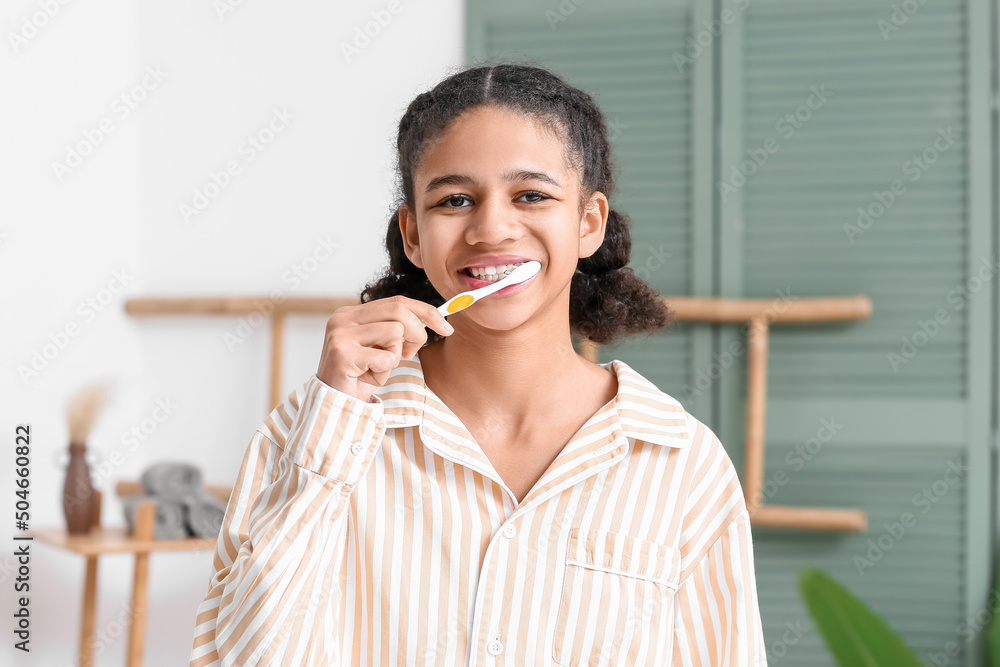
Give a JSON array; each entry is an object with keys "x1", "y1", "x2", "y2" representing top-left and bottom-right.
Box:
[
  {"x1": 189, "y1": 374, "x2": 387, "y2": 667},
  {"x1": 672, "y1": 509, "x2": 768, "y2": 666},
  {"x1": 670, "y1": 416, "x2": 768, "y2": 666}
]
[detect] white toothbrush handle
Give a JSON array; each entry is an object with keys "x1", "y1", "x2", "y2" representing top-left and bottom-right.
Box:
[
  {"x1": 438, "y1": 283, "x2": 503, "y2": 318},
  {"x1": 436, "y1": 261, "x2": 540, "y2": 318}
]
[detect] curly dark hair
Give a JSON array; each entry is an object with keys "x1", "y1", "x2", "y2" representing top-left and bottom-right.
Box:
[{"x1": 360, "y1": 60, "x2": 675, "y2": 347}]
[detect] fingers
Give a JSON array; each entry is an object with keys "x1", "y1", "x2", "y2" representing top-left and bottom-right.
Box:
[
  {"x1": 354, "y1": 344, "x2": 399, "y2": 388},
  {"x1": 355, "y1": 319, "x2": 427, "y2": 362},
  {"x1": 352, "y1": 297, "x2": 453, "y2": 339},
  {"x1": 319, "y1": 296, "x2": 454, "y2": 400},
  {"x1": 402, "y1": 297, "x2": 455, "y2": 338}
]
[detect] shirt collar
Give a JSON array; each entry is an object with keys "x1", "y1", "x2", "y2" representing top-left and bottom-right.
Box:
[{"x1": 372, "y1": 351, "x2": 691, "y2": 449}]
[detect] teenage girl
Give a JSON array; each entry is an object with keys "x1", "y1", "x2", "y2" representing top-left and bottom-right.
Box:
[{"x1": 190, "y1": 63, "x2": 767, "y2": 666}]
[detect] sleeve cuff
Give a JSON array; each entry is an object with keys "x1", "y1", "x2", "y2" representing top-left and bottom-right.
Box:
[
  {"x1": 282, "y1": 374, "x2": 387, "y2": 483},
  {"x1": 312, "y1": 373, "x2": 384, "y2": 406}
]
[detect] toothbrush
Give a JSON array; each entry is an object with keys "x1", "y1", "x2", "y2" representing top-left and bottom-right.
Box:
[{"x1": 437, "y1": 260, "x2": 541, "y2": 317}]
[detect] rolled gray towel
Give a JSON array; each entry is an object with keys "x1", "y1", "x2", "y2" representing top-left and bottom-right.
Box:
[
  {"x1": 140, "y1": 461, "x2": 203, "y2": 503},
  {"x1": 122, "y1": 495, "x2": 189, "y2": 540},
  {"x1": 182, "y1": 491, "x2": 227, "y2": 539}
]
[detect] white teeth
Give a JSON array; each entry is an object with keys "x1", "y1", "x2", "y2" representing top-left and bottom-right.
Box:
[{"x1": 467, "y1": 262, "x2": 523, "y2": 280}]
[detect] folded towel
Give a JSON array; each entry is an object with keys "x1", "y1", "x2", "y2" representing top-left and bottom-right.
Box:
[
  {"x1": 182, "y1": 491, "x2": 227, "y2": 539},
  {"x1": 140, "y1": 461, "x2": 203, "y2": 503},
  {"x1": 122, "y1": 495, "x2": 189, "y2": 540}
]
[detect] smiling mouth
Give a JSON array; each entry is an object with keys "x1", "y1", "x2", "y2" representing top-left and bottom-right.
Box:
[{"x1": 461, "y1": 261, "x2": 528, "y2": 283}]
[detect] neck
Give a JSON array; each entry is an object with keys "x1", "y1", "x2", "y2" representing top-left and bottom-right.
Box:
[{"x1": 417, "y1": 296, "x2": 588, "y2": 429}]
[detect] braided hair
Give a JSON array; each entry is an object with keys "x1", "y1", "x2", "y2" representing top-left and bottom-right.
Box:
[{"x1": 360, "y1": 61, "x2": 675, "y2": 347}]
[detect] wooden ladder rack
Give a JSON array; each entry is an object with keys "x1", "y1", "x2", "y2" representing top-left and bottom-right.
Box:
[{"x1": 579, "y1": 295, "x2": 872, "y2": 533}]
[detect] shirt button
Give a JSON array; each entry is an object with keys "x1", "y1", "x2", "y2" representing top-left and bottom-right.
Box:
[
  {"x1": 502, "y1": 524, "x2": 516, "y2": 539},
  {"x1": 487, "y1": 633, "x2": 504, "y2": 656},
  {"x1": 350, "y1": 441, "x2": 364, "y2": 456}
]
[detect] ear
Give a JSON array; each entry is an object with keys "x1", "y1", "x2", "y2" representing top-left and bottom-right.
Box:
[
  {"x1": 398, "y1": 203, "x2": 424, "y2": 269},
  {"x1": 579, "y1": 190, "x2": 609, "y2": 259}
]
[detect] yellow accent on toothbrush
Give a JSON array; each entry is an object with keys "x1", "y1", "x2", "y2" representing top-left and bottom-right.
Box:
[
  {"x1": 437, "y1": 260, "x2": 541, "y2": 318},
  {"x1": 447, "y1": 295, "x2": 475, "y2": 313}
]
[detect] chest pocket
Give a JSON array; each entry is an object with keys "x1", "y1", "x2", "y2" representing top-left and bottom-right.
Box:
[{"x1": 552, "y1": 527, "x2": 681, "y2": 667}]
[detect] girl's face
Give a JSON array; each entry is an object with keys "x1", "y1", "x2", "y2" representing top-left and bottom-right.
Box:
[{"x1": 399, "y1": 104, "x2": 608, "y2": 333}]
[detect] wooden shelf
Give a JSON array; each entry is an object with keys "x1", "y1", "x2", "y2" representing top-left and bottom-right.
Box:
[
  {"x1": 33, "y1": 486, "x2": 230, "y2": 666},
  {"x1": 29, "y1": 526, "x2": 216, "y2": 557},
  {"x1": 749, "y1": 505, "x2": 868, "y2": 532}
]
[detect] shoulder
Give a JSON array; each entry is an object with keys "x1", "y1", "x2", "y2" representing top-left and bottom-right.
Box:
[
  {"x1": 673, "y1": 411, "x2": 751, "y2": 566},
  {"x1": 680, "y1": 411, "x2": 740, "y2": 481},
  {"x1": 609, "y1": 358, "x2": 747, "y2": 514}
]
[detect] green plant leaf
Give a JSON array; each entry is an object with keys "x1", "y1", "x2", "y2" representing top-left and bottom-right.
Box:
[
  {"x1": 798, "y1": 567, "x2": 922, "y2": 667},
  {"x1": 989, "y1": 553, "x2": 1000, "y2": 666}
]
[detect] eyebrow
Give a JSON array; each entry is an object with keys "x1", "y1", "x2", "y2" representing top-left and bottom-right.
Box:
[{"x1": 423, "y1": 169, "x2": 562, "y2": 195}]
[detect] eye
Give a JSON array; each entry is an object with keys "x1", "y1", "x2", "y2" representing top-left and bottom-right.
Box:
[
  {"x1": 519, "y1": 191, "x2": 550, "y2": 203},
  {"x1": 438, "y1": 195, "x2": 472, "y2": 208}
]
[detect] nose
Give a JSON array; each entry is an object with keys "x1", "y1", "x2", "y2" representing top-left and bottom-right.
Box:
[{"x1": 463, "y1": 194, "x2": 522, "y2": 246}]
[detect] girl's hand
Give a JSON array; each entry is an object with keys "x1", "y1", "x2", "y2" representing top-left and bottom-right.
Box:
[{"x1": 317, "y1": 295, "x2": 454, "y2": 403}]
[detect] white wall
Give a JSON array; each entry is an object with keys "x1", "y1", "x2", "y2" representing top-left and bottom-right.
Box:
[{"x1": 1, "y1": 1, "x2": 464, "y2": 664}]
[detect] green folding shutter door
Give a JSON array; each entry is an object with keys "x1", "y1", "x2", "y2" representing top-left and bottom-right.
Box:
[
  {"x1": 717, "y1": 0, "x2": 993, "y2": 664},
  {"x1": 466, "y1": 0, "x2": 996, "y2": 664}
]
